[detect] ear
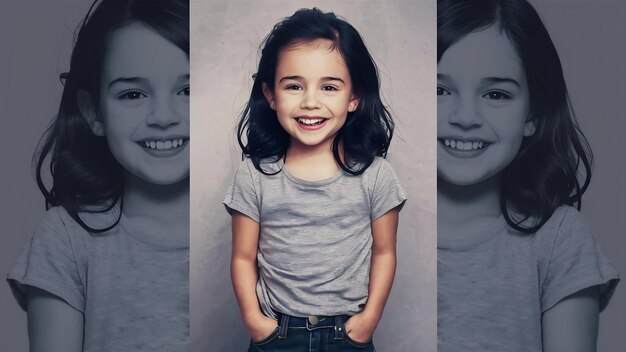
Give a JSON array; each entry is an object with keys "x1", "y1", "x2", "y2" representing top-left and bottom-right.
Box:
[
  {"x1": 524, "y1": 117, "x2": 536, "y2": 137},
  {"x1": 77, "y1": 90, "x2": 105, "y2": 137},
  {"x1": 348, "y1": 94, "x2": 359, "y2": 112},
  {"x1": 262, "y1": 82, "x2": 276, "y2": 110}
]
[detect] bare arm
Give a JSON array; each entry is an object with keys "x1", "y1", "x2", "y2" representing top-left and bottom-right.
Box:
[
  {"x1": 230, "y1": 211, "x2": 277, "y2": 341},
  {"x1": 345, "y1": 208, "x2": 399, "y2": 342},
  {"x1": 542, "y1": 286, "x2": 600, "y2": 352},
  {"x1": 26, "y1": 286, "x2": 83, "y2": 352}
]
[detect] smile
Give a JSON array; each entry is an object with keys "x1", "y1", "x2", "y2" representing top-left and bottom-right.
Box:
[
  {"x1": 139, "y1": 138, "x2": 188, "y2": 150},
  {"x1": 295, "y1": 116, "x2": 329, "y2": 131},
  {"x1": 441, "y1": 138, "x2": 488, "y2": 151},
  {"x1": 296, "y1": 117, "x2": 327, "y2": 126}
]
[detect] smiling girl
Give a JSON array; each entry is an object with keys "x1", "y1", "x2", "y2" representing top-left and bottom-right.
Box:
[
  {"x1": 6, "y1": 0, "x2": 189, "y2": 351},
  {"x1": 224, "y1": 8, "x2": 406, "y2": 352},
  {"x1": 437, "y1": 0, "x2": 619, "y2": 351}
]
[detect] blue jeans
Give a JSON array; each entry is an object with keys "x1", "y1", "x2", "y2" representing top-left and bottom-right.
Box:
[{"x1": 248, "y1": 313, "x2": 375, "y2": 352}]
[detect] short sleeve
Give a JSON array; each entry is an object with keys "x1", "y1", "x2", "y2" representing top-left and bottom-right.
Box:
[
  {"x1": 540, "y1": 208, "x2": 620, "y2": 312},
  {"x1": 6, "y1": 207, "x2": 86, "y2": 313},
  {"x1": 223, "y1": 159, "x2": 261, "y2": 222},
  {"x1": 370, "y1": 158, "x2": 407, "y2": 220}
]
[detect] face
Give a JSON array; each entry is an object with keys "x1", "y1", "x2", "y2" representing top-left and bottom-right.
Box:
[
  {"x1": 263, "y1": 39, "x2": 359, "y2": 151},
  {"x1": 87, "y1": 23, "x2": 189, "y2": 186},
  {"x1": 437, "y1": 26, "x2": 535, "y2": 186}
]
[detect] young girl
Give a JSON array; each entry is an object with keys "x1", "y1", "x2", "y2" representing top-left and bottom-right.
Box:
[
  {"x1": 224, "y1": 8, "x2": 406, "y2": 351},
  {"x1": 437, "y1": 0, "x2": 619, "y2": 351},
  {"x1": 6, "y1": 0, "x2": 189, "y2": 351}
]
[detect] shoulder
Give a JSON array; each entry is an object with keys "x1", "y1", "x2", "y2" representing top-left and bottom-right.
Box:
[
  {"x1": 234, "y1": 157, "x2": 283, "y2": 178},
  {"x1": 538, "y1": 205, "x2": 592, "y2": 240},
  {"x1": 38, "y1": 205, "x2": 119, "y2": 240},
  {"x1": 37, "y1": 206, "x2": 77, "y2": 236},
  {"x1": 360, "y1": 156, "x2": 395, "y2": 179}
]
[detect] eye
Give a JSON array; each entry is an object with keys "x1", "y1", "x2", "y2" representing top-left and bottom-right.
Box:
[
  {"x1": 178, "y1": 86, "x2": 190, "y2": 96},
  {"x1": 321, "y1": 85, "x2": 338, "y2": 91},
  {"x1": 437, "y1": 86, "x2": 450, "y2": 96},
  {"x1": 118, "y1": 90, "x2": 147, "y2": 100},
  {"x1": 285, "y1": 84, "x2": 302, "y2": 91},
  {"x1": 483, "y1": 90, "x2": 512, "y2": 100}
]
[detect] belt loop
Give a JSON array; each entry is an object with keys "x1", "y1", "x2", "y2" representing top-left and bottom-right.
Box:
[
  {"x1": 278, "y1": 314, "x2": 289, "y2": 339},
  {"x1": 334, "y1": 316, "x2": 344, "y2": 340}
]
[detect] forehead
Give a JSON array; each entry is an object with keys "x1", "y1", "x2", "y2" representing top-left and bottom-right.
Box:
[
  {"x1": 276, "y1": 39, "x2": 350, "y2": 78},
  {"x1": 438, "y1": 25, "x2": 525, "y2": 82},
  {"x1": 102, "y1": 23, "x2": 188, "y2": 81}
]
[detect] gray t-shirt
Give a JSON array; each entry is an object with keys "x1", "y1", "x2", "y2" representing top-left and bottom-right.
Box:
[
  {"x1": 7, "y1": 207, "x2": 189, "y2": 352},
  {"x1": 438, "y1": 206, "x2": 619, "y2": 351},
  {"x1": 224, "y1": 157, "x2": 406, "y2": 318}
]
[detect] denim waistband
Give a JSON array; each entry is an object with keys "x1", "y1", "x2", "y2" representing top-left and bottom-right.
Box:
[{"x1": 274, "y1": 312, "x2": 350, "y2": 340}]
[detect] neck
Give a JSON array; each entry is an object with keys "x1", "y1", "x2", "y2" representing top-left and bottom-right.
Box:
[
  {"x1": 284, "y1": 139, "x2": 341, "y2": 180},
  {"x1": 122, "y1": 172, "x2": 189, "y2": 228},
  {"x1": 437, "y1": 173, "x2": 502, "y2": 238}
]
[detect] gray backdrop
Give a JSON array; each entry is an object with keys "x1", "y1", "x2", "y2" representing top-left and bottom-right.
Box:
[
  {"x1": 189, "y1": 1, "x2": 437, "y2": 351},
  {"x1": 531, "y1": 1, "x2": 626, "y2": 350}
]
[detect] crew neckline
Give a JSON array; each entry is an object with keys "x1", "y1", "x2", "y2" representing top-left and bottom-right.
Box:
[
  {"x1": 437, "y1": 214, "x2": 507, "y2": 251},
  {"x1": 278, "y1": 159, "x2": 345, "y2": 187},
  {"x1": 119, "y1": 213, "x2": 189, "y2": 251}
]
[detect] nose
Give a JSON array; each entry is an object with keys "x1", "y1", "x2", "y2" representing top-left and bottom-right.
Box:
[
  {"x1": 300, "y1": 89, "x2": 322, "y2": 110},
  {"x1": 146, "y1": 95, "x2": 181, "y2": 128},
  {"x1": 448, "y1": 95, "x2": 483, "y2": 128}
]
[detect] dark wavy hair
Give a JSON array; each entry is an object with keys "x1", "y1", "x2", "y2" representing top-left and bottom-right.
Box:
[
  {"x1": 438, "y1": 0, "x2": 593, "y2": 233},
  {"x1": 237, "y1": 8, "x2": 394, "y2": 175},
  {"x1": 35, "y1": 0, "x2": 189, "y2": 232}
]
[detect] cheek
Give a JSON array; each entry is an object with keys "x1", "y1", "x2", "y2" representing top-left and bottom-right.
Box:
[{"x1": 101, "y1": 103, "x2": 143, "y2": 140}]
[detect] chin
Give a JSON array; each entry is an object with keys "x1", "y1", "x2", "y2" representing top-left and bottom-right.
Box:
[
  {"x1": 437, "y1": 168, "x2": 494, "y2": 187},
  {"x1": 127, "y1": 168, "x2": 189, "y2": 187}
]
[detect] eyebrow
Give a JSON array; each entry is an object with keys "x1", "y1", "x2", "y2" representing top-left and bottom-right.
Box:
[
  {"x1": 480, "y1": 77, "x2": 520, "y2": 88},
  {"x1": 437, "y1": 74, "x2": 520, "y2": 88},
  {"x1": 437, "y1": 73, "x2": 451, "y2": 81},
  {"x1": 108, "y1": 77, "x2": 148, "y2": 88},
  {"x1": 108, "y1": 74, "x2": 189, "y2": 88},
  {"x1": 278, "y1": 75, "x2": 345, "y2": 84}
]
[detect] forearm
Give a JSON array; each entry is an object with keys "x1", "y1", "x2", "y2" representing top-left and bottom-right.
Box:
[
  {"x1": 230, "y1": 211, "x2": 266, "y2": 328},
  {"x1": 363, "y1": 249, "x2": 397, "y2": 320},
  {"x1": 363, "y1": 208, "x2": 400, "y2": 320},
  {"x1": 230, "y1": 256, "x2": 264, "y2": 324}
]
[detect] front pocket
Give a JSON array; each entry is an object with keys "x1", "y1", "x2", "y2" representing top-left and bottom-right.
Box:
[
  {"x1": 251, "y1": 326, "x2": 279, "y2": 346},
  {"x1": 342, "y1": 323, "x2": 372, "y2": 348}
]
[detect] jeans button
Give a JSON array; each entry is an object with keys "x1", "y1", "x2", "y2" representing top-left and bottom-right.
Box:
[{"x1": 308, "y1": 315, "x2": 319, "y2": 325}]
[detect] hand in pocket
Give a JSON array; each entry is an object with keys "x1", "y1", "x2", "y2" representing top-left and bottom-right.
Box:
[
  {"x1": 249, "y1": 314, "x2": 278, "y2": 342},
  {"x1": 344, "y1": 312, "x2": 378, "y2": 343}
]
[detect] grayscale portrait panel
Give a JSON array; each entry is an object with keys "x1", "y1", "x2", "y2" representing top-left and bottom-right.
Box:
[
  {"x1": 437, "y1": 0, "x2": 623, "y2": 351},
  {"x1": 2, "y1": 0, "x2": 191, "y2": 350},
  {"x1": 0, "y1": 1, "x2": 94, "y2": 350},
  {"x1": 190, "y1": 1, "x2": 436, "y2": 351},
  {"x1": 532, "y1": 1, "x2": 626, "y2": 350}
]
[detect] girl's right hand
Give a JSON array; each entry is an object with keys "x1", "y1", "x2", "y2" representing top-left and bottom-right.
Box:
[{"x1": 246, "y1": 313, "x2": 278, "y2": 342}]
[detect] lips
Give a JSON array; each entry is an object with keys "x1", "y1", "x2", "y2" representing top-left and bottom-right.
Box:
[
  {"x1": 438, "y1": 137, "x2": 492, "y2": 158},
  {"x1": 441, "y1": 138, "x2": 488, "y2": 151},
  {"x1": 295, "y1": 116, "x2": 329, "y2": 130},
  {"x1": 137, "y1": 136, "x2": 189, "y2": 152}
]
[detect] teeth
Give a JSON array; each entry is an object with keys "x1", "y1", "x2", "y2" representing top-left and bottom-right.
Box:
[
  {"x1": 142, "y1": 138, "x2": 186, "y2": 150},
  {"x1": 297, "y1": 118, "x2": 325, "y2": 125},
  {"x1": 442, "y1": 139, "x2": 487, "y2": 151}
]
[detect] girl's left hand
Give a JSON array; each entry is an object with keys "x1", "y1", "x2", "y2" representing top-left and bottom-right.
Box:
[{"x1": 343, "y1": 310, "x2": 379, "y2": 343}]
